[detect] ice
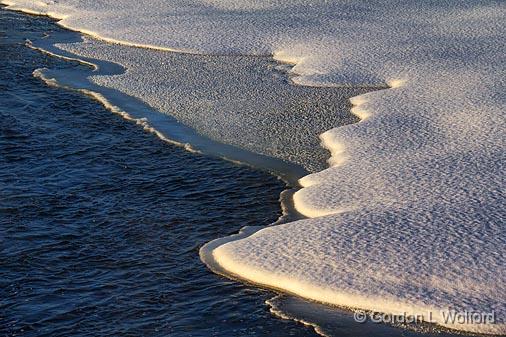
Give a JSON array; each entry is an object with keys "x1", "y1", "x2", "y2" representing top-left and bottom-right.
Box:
[
  {"x1": 3, "y1": 0, "x2": 505, "y2": 334},
  {"x1": 51, "y1": 37, "x2": 367, "y2": 173}
]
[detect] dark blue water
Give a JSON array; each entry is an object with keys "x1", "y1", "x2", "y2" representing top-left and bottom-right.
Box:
[{"x1": 0, "y1": 9, "x2": 318, "y2": 337}]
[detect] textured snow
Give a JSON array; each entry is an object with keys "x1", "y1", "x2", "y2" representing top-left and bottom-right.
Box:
[{"x1": 3, "y1": 0, "x2": 505, "y2": 334}]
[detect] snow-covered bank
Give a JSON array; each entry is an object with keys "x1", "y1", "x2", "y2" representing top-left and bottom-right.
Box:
[{"x1": 4, "y1": 0, "x2": 505, "y2": 334}]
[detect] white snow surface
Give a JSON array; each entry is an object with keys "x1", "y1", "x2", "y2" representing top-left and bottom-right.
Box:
[{"x1": 3, "y1": 0, "x2": 505, "y2": 334}]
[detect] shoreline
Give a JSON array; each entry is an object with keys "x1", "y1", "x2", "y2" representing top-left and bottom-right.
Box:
[
  {"x1": 4, "y1": 2, "x2": 500, "y2": 332},
  {"x1": 0, "y1": 6, "x2": 353, "y2": 336},
  {"x1": 1, "y1": 5, "x2": 330, "y2": 333}
]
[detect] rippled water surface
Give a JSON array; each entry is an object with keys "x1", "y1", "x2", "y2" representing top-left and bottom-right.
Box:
[{"x1": 0, "y1": 9, "x2": 318, "y2": 336}]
